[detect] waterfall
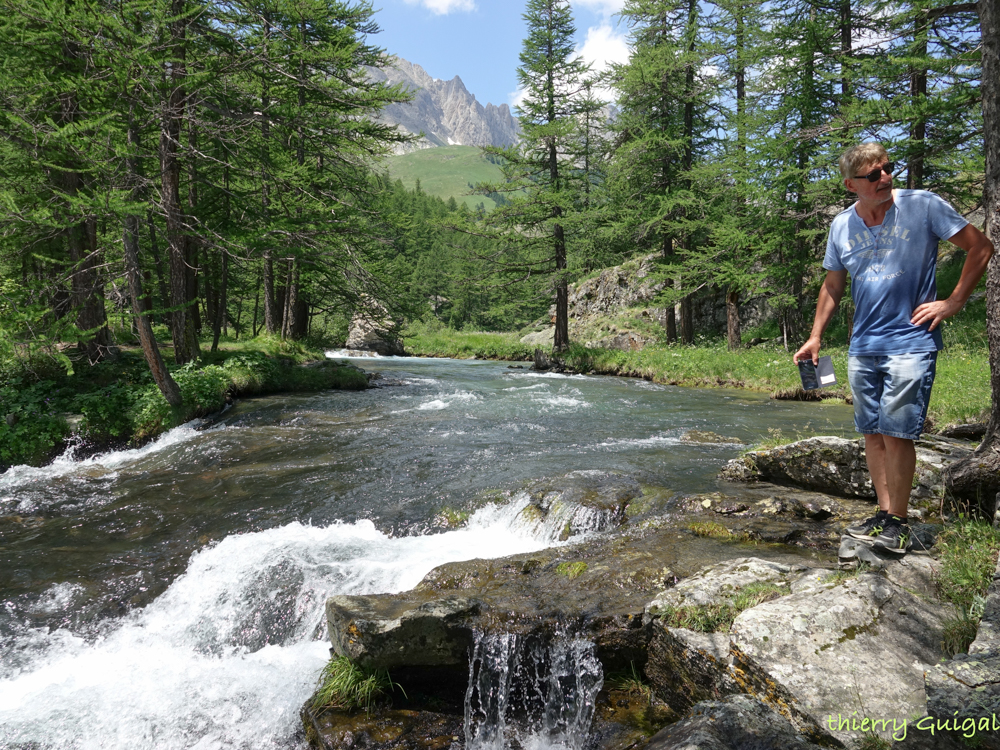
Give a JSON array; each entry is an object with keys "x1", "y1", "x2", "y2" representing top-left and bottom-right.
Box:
[{"x1": 464, "y1": 633, "x2": 603, "y2": 750}]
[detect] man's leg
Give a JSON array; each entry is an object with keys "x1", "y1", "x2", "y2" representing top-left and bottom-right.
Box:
[
  {"x1": 881, "y1": 434, "x2": 916, "y2": 518},
  {"x1": 863, "y1": 433, "x2": 890, "y2": 513}
]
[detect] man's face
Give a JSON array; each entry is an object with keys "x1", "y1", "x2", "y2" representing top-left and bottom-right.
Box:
[{"x1": 844, "y1": 159, "x2": 894, "y2": 205}]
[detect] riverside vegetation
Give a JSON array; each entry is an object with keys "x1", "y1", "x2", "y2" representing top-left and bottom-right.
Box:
[{"x1": 0, "y1": 336, "x2": 367, "y2": 472}]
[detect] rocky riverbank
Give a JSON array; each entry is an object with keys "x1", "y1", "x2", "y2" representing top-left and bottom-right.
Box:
[{"x1": 303, "y1": 437, "x2": 1000, "y2": 750}]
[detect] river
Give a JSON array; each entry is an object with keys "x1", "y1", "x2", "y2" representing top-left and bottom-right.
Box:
[{"x1": 0, "y1": 355, "x2": 855, "y2": 750}]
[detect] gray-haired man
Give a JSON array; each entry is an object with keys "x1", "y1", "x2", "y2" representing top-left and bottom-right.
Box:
[{"x1": 793, "y1": 142, "x2": 993, "y2": 554}]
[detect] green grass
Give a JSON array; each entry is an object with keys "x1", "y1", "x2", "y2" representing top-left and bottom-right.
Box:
[
  {"x1": 555, "y1": 561, "x2": 588, "y2": 579},
  {"x1": 402, "y1": 321, "x2": 534, "y2": 361},
  {"x1": 936, "y1": 517, "x2": 1000, "y2": 656},
  {"x1": 385, "y1": 145, "x2": 503, "y2": 210},
  {"x1": 606, "y1": 662, "x2": 653, "y2": 703},
  {"x1": 653, "y1": 581, "x2": 790, "y2": 632},
  {"x1": 309, "y1": 656, "x2": 397, "y2": 714}
]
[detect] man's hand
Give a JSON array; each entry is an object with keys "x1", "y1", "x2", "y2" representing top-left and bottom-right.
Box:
[
  {"x1": 793, "y1": 336, "x2": 821, "y2": 366},
  {"x1": 911, "y1": 298, "x2": 963, "y2": 331}
]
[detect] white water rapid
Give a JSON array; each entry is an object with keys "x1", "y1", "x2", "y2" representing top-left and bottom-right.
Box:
[{"x1": 0, "y1": 499, "x2": 558, "y2": 750}]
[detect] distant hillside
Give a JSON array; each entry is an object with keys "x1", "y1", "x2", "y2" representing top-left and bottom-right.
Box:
[
  {"x1": 368, "y1": 58, "x2": 520, "y2": 155},
  {"x1": 386, "y1": 146, "x2": 504, "y2": 211}
]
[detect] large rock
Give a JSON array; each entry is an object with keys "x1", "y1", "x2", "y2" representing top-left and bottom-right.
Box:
[
  {"x1": 921, "y1": 551, "x2": 1000, "y2": 750},
  {"x1": 326, "y1": 594, "x2": 479, "y2": 670},
  {"x1": 729, "y1": 558, "x2": 952, "y2": 746},
  {"x1": 719, "y1": 437, "x2": 874, "y2": 498},
  {"x1": 645, "y1": 626, "x2": 738, "y2": 716},
  {"x1": 643, "y1": 694, "x2": 827, "y2": 750},
  {"x1": 345, "y1": 303, "x2": 404, "y2": 355},
  {"x1": 721, "y1": 435, "x2": 974, "y2": 504}
]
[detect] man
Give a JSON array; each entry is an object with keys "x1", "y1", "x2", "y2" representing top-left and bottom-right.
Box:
[{"x1": 793, "y1": 142, "x2": 994, "y2": 554}]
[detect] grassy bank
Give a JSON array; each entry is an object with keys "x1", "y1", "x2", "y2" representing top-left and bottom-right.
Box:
[
  {"x1": 0, "y1": 336, "x2": 367, "y2": 471},
  {"x1": 401, "y1": 326, "x2": 990, "y2": 429}
]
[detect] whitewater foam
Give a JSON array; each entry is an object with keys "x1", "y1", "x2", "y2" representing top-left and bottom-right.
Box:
[{"x1": 0, "y1": 498, "x2": 560, "y2": 750}]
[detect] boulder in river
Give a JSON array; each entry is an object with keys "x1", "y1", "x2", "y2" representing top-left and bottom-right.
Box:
[
  {"x1": 345, "y1": 303, "x2": 404, "y2": 355},
  {"x1": 720, "y1": 434, "x2": 973, "y2": 506}
]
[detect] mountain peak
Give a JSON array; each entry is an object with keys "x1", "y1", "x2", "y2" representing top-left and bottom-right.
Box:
[{"x1": 369, "y1": 57, "x2": 520, "y2": 153}]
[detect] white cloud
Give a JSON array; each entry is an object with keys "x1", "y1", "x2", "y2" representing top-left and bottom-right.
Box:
[
  {"x1": 509, "y1": 86, "x2": 527, "y2": 111},
  {"x1": 575, "y1": 21, "x2": 629, "y2": 75},
  {"x1": 508, "y1": 23, "x2": 628, "y2": 107},
  {"x1": 571, "y1": 0, "x2": 626, "y2": 19},
  {"x1": 403, "y1": 0, "x2": 475, "y2": 14}
]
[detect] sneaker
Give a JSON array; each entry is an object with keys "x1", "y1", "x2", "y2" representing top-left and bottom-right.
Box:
[
  {"x1": 844, "y1": 510, "x2": 889, "y2": 541},
  {"x1": 872, "y1": 517, "x2": 911, "y2": 555}
]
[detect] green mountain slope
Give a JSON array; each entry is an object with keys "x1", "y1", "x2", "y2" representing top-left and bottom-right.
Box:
[{"x1": 385, "y1": 146, "x2": 503, "y2": 210}]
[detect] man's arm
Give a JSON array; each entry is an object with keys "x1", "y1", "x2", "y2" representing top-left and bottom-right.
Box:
[
  {"x1": 793, "y1": 269, "x2": 848, "y2": 365},
  {"x1": 911, "y1": 224, "x2": 995, "y2": 331}
]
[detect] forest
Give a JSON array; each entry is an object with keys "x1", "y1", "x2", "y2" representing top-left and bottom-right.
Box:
[{"x1": 0, "y1": 0, "x2": 996, "y2": 468}]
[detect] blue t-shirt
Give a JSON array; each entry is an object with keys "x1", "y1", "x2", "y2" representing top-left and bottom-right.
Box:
[{"x1": 823, "y1": 189, "x2": 968, "y2": 356}]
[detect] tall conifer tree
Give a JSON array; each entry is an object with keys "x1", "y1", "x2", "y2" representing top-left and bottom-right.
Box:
[{"x1": 473, "y1": 0, "x2": 590, "y2": 352}]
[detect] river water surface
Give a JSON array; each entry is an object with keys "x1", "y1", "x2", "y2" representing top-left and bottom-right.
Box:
[{"x1": 0, "y1": 355, "x2": 855, "y2": 750}]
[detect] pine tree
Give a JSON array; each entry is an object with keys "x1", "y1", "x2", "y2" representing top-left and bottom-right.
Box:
[
  {"x1": 472, "y1": 0, "x2": 591, "y2": 352},
  {"x1": 605, "y1": 0, "x2": 710, "y2": 344}
]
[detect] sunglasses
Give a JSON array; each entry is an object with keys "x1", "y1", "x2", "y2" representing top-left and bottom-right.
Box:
[{"x1": 853, "y1": 162, "x2": 895, "y2": 182}]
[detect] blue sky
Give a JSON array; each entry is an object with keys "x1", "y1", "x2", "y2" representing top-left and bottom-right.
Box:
[{"x1": 370, "y1": 0, "x2": 630, "y2": 108}]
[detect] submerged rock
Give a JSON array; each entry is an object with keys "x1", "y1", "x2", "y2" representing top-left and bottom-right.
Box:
[
  {"x1": 515, "y1": 471, "x2": 643, "y2": 540},
  {"x1": 303, "y1": 706, "x2": 463, "y2": 750}
]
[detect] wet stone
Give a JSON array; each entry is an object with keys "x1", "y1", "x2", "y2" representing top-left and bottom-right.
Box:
[
  {"x1": 643, "y1": 694, "x2": 827, "y2": 750},
  {"x1": 303, "y1": 706, "x2": 463, "y2": 750}
]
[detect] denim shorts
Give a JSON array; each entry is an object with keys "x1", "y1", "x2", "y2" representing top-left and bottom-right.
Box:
[{"x1": 847, "y1": 352, "x2": 937, "y2": 440}]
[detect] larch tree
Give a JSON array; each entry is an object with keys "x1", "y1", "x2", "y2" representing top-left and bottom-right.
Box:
[
  {"x1": 944, "y1": 0, "x2": 1000, "y2": 509},
  {"x1": 472, "y1": 0, "x2": 591, "y2": 353},
  {"x1": 606, "y1": 0, "x2": 711, "y2": 344}
]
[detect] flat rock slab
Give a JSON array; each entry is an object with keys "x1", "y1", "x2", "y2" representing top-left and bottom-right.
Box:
[
  {"x1": 326, "y1": 594, "x2": 479, "y2": 669},
  {"x1": 730, "y1": 571, "x2": 953, "y2": 745},
  {"x1": 643, "y1": 694, "x2": 827, "y2": 750},
  {"x1": 645, "y1": 557, "x2": 819, "y2": 613}
]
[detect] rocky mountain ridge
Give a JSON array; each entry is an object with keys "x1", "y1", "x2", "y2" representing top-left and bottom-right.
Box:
[{"x1": 368, "y1": 57, "x2": 520, "y2": 154}]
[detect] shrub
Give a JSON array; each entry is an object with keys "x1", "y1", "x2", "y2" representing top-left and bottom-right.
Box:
[
  {"x1": 0, "y1": 379, "x2": 71, "y2": 467},
  {"x1": 310, "y1": 657, "x2": 396, "y2": 714}
]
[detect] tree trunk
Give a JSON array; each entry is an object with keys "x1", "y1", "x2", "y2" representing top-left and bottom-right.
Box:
[
  {"x1": 679, "y1": 295, "x2": 693, "y2": 344},
  {"x1": 211, "y1": 251, "x2": 228, "y2": 351},
  {"x1": 147, "y1": 211, "x2": 169, "y2": 323},
  {"x1": 281, "y1": 259, "x2": 297, "y2": 340},
  {"x1": 661, "y1": 236, "x2": 677, "y2": 342},
  {"x1": 125, "y1": 102, "x2": 182, "y2": 406},
  {"x1": 907, "y1": 13, "x2": 928, "y2": 190},
  {"x1": 726, "y1": 288, "x2": 741, "y2": 351},
  {"x1": 553, "y1": 222, "x2": 569, "y2": 352},
  {"x1": 263, "y1": 251, "x2": 279, "y2": 334},
  {"x1": 162, "y1": 0, "x2": 195, "y2": 364},
  {"x1": 944, "y1": 0, "x2": 1000, "y2": 512}
]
